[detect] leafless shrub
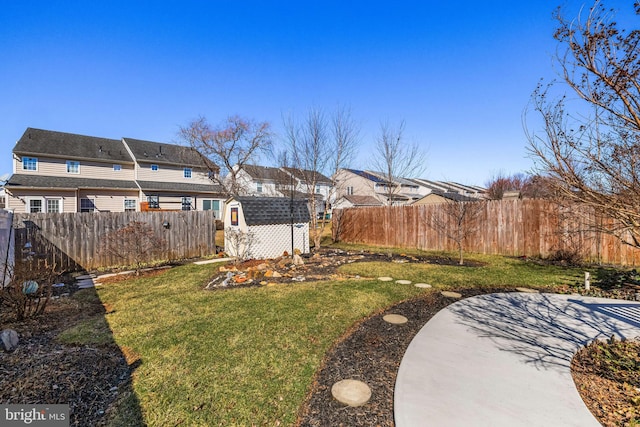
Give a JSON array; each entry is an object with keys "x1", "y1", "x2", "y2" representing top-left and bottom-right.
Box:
[{"x1": 98, "y1": 221, "x2": 165, "y2": 275}]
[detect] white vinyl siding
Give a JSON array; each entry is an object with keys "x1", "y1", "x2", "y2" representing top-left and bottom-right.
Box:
[
  {"x1": 136, "y1": 162, "x2": 213, "y2": 184},
  {"x1": 17, "y1": 157, "x2": 135, "y2": 180}
]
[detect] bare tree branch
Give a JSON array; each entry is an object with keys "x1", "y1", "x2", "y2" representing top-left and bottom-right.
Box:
[
  {"x1": 178, "y1": 115, "x2": 273, "y2": 196},
  {"x1": 527, "y1": 1, "x2": 640, "y2": 248}
]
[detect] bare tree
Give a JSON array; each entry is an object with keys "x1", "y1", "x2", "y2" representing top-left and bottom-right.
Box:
[
  {"x1": 282, "y1": 106, "x2": 360, "y2": 248},
  {"x1": 428, "y1": 197, "x2": 485, "y2": 265},
  {"x1": 526, "y1": 1, "x2": 640, "y2": 248},
  {"x1": 370, "y1": 121, "x2": 426, "y2": 205},
  {"x1": 178, "y1": 115, "x2": 273, "y2": 196}
]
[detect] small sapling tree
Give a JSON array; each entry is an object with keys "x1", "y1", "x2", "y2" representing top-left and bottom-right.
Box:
[{"x1": 99, "y1": 221, "x2": 165, "y2": 275}]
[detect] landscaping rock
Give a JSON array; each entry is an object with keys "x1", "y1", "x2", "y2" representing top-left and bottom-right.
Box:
[
  {"x1": 395, "y1": 279, "x2": 412, "y2": 285},
  {"x1": 441, "y1": 291, "x2": 462, "y2": 299},
  {"x1": 383, "y1": 314, "x2": 408, "y2": 324},
  {"x1": 415, "y1": 283, "x2": 432, "y2": 288},
  {"x1": 1, "y1": 329, "x2": 19, "y2": 352},
  {"x1": 516, "y1": 287, "x2": 539, "y2": 293},
  {"x1": 378, "y1": 277, "x2": 393, "y2": 282},
  {"x1": 293, "y1": 254, "x2": 304, "y2": 266},
  {"x1": 331, "y1": 379, "x2": 372, "y2": 407}
]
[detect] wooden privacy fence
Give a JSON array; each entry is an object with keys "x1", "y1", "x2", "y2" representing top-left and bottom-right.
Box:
[
  {"x1": 333, "y1": 199, "x2": 640, "y2": 266},
  {"x1": 12, "y1": 211, "x2": 217, "y2": 271}
]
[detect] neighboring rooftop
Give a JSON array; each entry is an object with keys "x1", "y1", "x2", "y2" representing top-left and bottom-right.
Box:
[
  {"x1": 123, "y1": 137, "x2": 214, "y2": 169},
  {"x1": 339, "y1": 195, "x2": 383, "y2": 206},
  {"x1": 241, "y1": 165, "x2": 289, "y2": 182},
  {"x1": 4, "y1": 174, "x2": 138, "y2": 190},
  {"x1": 282, "y1": 167, "x2": 332, "y2": 184},
  {"x1": 13, "y1": 128, "x2": 133, "y2": 163}
]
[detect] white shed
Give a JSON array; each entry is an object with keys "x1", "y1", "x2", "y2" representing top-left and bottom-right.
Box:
[{"x1": 223, "y1": 196, "x2": 310, "y2": 259}]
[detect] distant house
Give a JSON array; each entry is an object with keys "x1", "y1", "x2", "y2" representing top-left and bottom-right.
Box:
[
  {"x1": 5, "y1": 128, "x2": 225, "y2": 216},
  {"x1": 333, "y1": 169, "x2": 422, "y2": 206},
  {"x1": 233, "y1": 164, "x2": 332, "y2": 218},
  {"x1": 332, "y1": 195, "x2": 383, "y2": 209},
  {"x1": 223, "y1": 196, "x2": 310, "y2": 259},
  {"x1": 234, "y1": 164, "x2": 290, "y2": 196},
  {"x1": 412, "y1": 191, "x2": 479, "y2": 205},
  {"x1": 333, "y1": 168, "x2": 486, "y2": 206}
]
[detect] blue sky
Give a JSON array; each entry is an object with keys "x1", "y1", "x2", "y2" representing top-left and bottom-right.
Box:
[{"x1": 0, "y1": 1, "x2": 633, "y2": 185}]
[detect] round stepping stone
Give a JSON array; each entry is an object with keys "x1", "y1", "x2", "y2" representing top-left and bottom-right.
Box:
[
  {"x1": 395, "y1": 279, "x2": 412, "y2": 285},
  {"x1": 441, "y1": 291, "x2": 462, "y2": 299},
  {"x1": 516, "y1": 287, "x2": 539, "y2": 293},
  {"x1": 378, "y1": 277, "x2": 393, "y2": 282},
  {"x1": 414, "y1": 283, "x2": 432, "y2": 288},
  {"x1": 383, "y1": 314, "x2": 408, "y2": 324},
  {"x1": 331, "y1": 379, "x2": 372, "y2": 407}
]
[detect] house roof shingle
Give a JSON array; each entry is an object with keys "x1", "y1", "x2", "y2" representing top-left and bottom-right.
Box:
[
  {"x1": 341, "y1": 195, "x2": 383, "y2": 206},
  {"x1": 231, "y1": 196, "x2": 310, "y2": 226},
  {"x1": 13, "y1": 128, "x2": 133, "y2": 163},
  {"x1": 282, "y1": 167, "x2": 332, "y2": 184},
  {"x1": 4, "y1": 174, "x2": 139, "y2": 190},
  {"x1": 123, "y1": 138, "x2": 216, "y2": 170},
  {"x1": 241, "y1": 165, "x2": 290, "y2": 182}
]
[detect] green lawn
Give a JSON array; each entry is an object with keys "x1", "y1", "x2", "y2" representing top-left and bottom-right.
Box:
[{"x1": 81, "y1": 249, "x2": 582, "y2": 426}]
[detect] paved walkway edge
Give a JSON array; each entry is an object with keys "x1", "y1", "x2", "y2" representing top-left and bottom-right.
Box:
[{"x1": 394, "y1": 292, "x2": 640, "y2": 427}]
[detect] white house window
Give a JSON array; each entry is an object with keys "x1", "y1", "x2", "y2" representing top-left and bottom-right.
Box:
[
  {"x1": 147, "y1": 195, "x2": 159, "y2": 209},
  {"x1": 256, "y1": 182, "x2": 263, "y2": 193},
  {"x1": 124, "y1": 199, "x2": 136, "y2": 212},
  {"x1": 28, "y1": 198, "x2": 43, "y2": 213},
  {"x1": 347, "y1": 186, "x2": 354, "y2": 195},
  {"x1": 181, "y1": 197, "x2": 192, "y2": 211},
  {"x1": 151, "y1": 164, "x2": 159, "y2": 171},
  {"x1": 22, "y1": 157, "x2": 38, "y2": 171},
  {"x1": 113, "y1": 164, "x2": 122, "y2": 171},
  {"x1": 0, "y1": 196, "x2": 5, "y2": 210},
  {"x1": 66, "y1": 160, "x2": 80, "y2": 174},
  {"x1": 80, "y1": 198, "x2": 95, "y2": 213},
  {"x1": 46, "y1": 198, "x2": 62, "y2": 213},
  {"x1": 184, "y1": 168, "x2": 192, "y2": 178},
  {"x1": 202, "y1": 199, "x2": 221, "y2": 218},
  {"x1": 315, "y1": 185, "x2": 321, "y2": 194}
]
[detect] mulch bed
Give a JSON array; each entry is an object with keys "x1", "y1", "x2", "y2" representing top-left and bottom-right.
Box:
[
  {"x1": 0, "y1": 290, "x2": 135, "y2": 426},
  {"x1": 296, "y1": 287, "x2": 517, "y2": 426}
]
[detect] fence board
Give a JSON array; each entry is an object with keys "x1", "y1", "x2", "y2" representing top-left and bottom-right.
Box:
[
  {"x1": 333, "y1": 200, "x2": 640, "y2": 266},
  {"x1": 12, "y1": 211, "x2": 217, "y2": 271}
]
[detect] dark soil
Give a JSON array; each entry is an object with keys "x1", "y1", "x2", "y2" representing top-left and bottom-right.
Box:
[
  {"x1": 572, "y1": 338, "x2": 640, "y2": 426},
  {"x1": 296, "y1": 287, "x2": 516, "y2": 427},
  {"x1": 0, "y1": 288, "x2": 138, "y2": 426}
]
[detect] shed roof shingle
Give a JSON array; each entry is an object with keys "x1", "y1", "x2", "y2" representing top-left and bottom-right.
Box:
[{"x1": 231, "y1": 196, "x2": 310, "y2": 226}]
